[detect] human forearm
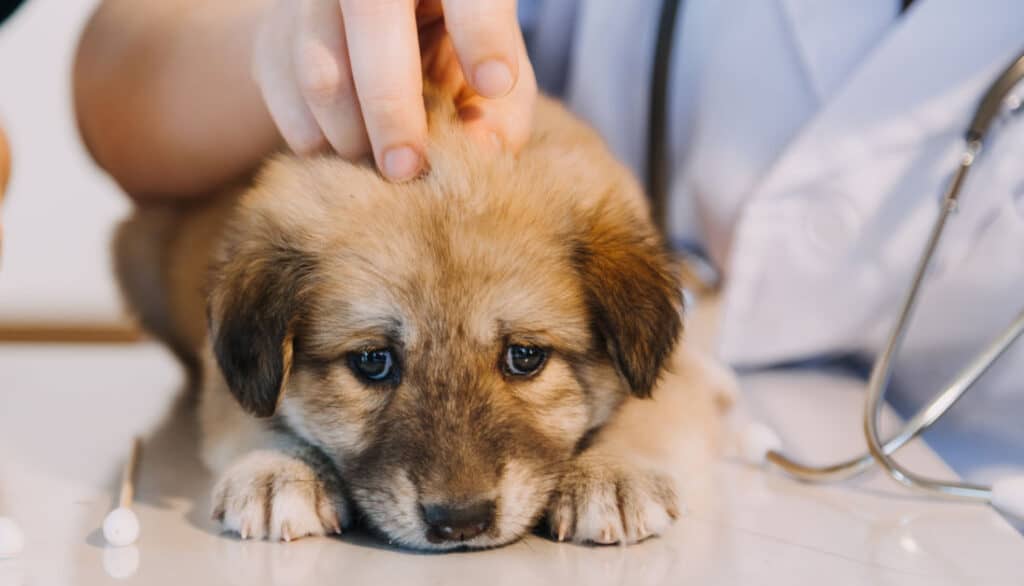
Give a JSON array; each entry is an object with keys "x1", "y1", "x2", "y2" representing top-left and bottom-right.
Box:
[
  {"x1": 75, "y1": 0, "x2": 536, "y2": 199},
  {"x1": 74, "y1": 0, "x2": 278, "y2": 199}
]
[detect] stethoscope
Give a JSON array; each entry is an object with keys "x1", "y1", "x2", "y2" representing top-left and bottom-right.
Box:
[{"x1": 646, "y1": 0, "x2": 1024, "y2": 519}]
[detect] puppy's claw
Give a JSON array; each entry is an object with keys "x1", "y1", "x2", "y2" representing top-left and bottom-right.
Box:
[
  {"x1": 281, "y1": 523, "x2": 293, "y2": 543},
  {"x1": 556, "y1": 519, "x2": 568, "y2": 542},
  {"x1": 600, "y1": 527, "x2": 612, "y2": 543}
]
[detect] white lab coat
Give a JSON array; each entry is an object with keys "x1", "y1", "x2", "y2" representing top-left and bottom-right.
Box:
[{"x1": 522, "y1": 0, "x2": 1024, "y2": 478}]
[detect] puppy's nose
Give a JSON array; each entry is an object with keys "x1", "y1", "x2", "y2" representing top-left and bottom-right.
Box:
[{"x1": 421, "y1": 500, "x2": 496, "y2": 543}]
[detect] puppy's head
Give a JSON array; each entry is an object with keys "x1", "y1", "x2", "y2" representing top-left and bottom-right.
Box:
[{"x1": 207, "y1": 101, "x2": 682, "y2": 550}]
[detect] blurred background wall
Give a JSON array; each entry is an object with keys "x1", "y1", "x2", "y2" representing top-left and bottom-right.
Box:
[{"x1": 0, "y1": 0, "x2": 132, "y2": 336}]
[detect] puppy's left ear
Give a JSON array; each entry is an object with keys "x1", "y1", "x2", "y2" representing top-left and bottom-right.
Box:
[{"x1": 574, "y1": 202, "x2": 683, "y2": 398}]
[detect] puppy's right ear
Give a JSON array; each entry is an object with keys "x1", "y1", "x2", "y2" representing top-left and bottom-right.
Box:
[{"x1": 207, "y1": 237, "x2": 316, "y2": 418}]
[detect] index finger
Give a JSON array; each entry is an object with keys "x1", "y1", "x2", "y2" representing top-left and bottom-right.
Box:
[
  {"x1": 442, "y1": 0, "x2": 519, "y2": 99},
  {"x1": 340, "y1": 0, "x2": 427, "y2": 181}
]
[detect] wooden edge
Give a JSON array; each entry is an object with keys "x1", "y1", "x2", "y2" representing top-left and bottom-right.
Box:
[
  {"x1": 0, "y1": 323, "x2": 144, "y2": 343},
  {"x1": 0, "y1": 127, "x2": 137, "y2": 344}
]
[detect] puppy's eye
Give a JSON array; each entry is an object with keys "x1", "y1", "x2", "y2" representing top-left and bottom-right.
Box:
[
  {"x1": 348, "y1": 348, "x2": 398, "y2": 384},
  {"x1": 504, "y1": 345, "x2": 547, "y2": 377}
]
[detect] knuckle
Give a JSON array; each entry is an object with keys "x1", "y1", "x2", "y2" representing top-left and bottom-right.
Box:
[
  {"x1": 360, "y1": 87, "x2": 408, "y2": 112},
  {"x1": 445, "y1": 4, "x2": 517, "y2": 50},
  {"x1": 286, "y1": 130, "x2": 327, "y2": 156},
  {"x1": 342, "y1": 0, "x2": 409, "y2": 20},
  {"x1": 296, "y1": 43, "x2": 347, "y2": 105},
  {"x1": 360, "y1": 91, "x2": 420, "y2": 129}
]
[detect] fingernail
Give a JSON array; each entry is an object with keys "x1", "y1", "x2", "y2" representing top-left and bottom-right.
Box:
[
  {"x1": 382, "y1": 146, "x2": 422, "y2": 181},
  {"x1": 473, "y1": 60, "x2": 514, "y2": 98}
]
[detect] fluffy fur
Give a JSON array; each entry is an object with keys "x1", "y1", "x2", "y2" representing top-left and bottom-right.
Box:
[{"x1": 114, "y1": 93, "x2": 734, "y2": 550}]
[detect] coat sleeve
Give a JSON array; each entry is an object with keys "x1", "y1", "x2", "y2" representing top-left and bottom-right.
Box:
[{"x1": 519, "y1": 0, "x2": 580, "y2": 97}]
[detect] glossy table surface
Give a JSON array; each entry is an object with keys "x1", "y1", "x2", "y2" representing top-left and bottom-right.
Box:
[{"x1": 1, "y1": 336, "x2": 1022, "y2": 586}]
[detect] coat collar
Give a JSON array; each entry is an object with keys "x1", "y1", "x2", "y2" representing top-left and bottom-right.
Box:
[
  {"x1": 779, "y1": 0, "x2": 899, "y2": 101},
  {"x1": 753, "y1": 0, "x2": 1024, "y2": 202}
]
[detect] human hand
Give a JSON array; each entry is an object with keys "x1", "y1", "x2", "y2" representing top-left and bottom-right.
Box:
[{"x1": 253, "y1": 0, "x2": 536, "y2": 181}]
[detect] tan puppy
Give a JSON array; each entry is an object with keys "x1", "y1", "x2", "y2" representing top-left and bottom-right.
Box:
[{"x1": 114, "y1": 93, "x2": 735, "y2": 550}]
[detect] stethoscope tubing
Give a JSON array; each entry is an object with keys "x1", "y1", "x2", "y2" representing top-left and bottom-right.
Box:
[
  {"x1": 765, "y1": 50, "x2": 1024, "y2": 506},
  {"x1": 646, "y1": 0, "x2": 1024, "y2": 511}
]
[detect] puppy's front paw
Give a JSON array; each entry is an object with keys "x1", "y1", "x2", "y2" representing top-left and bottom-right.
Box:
[
  {"x1": 547, "y1": 456, "x2": 679, "y2": 545},
  {"x1": 211, "y1": 450, "x2": 350, "y2": 542}
]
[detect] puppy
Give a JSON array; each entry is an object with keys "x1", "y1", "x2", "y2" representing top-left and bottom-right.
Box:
[{"x1": 114, "y1": 92, "x2": 735, "y2": 550}]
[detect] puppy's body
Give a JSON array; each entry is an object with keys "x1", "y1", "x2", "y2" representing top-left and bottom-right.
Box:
[{"x1": 116, "y1": 95, "x2": 735, "y2": 549}]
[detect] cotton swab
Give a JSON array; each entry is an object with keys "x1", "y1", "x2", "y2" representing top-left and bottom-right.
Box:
[
  {"x1": 738, "y1": 422, "x2": 783, "y2": 465},
  {"x1": 103, "y1": 437, "x2": 142, "y2": 547},
  {"x1": 991, "y1": 476, "x2": 1024, "y2": 519}
]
